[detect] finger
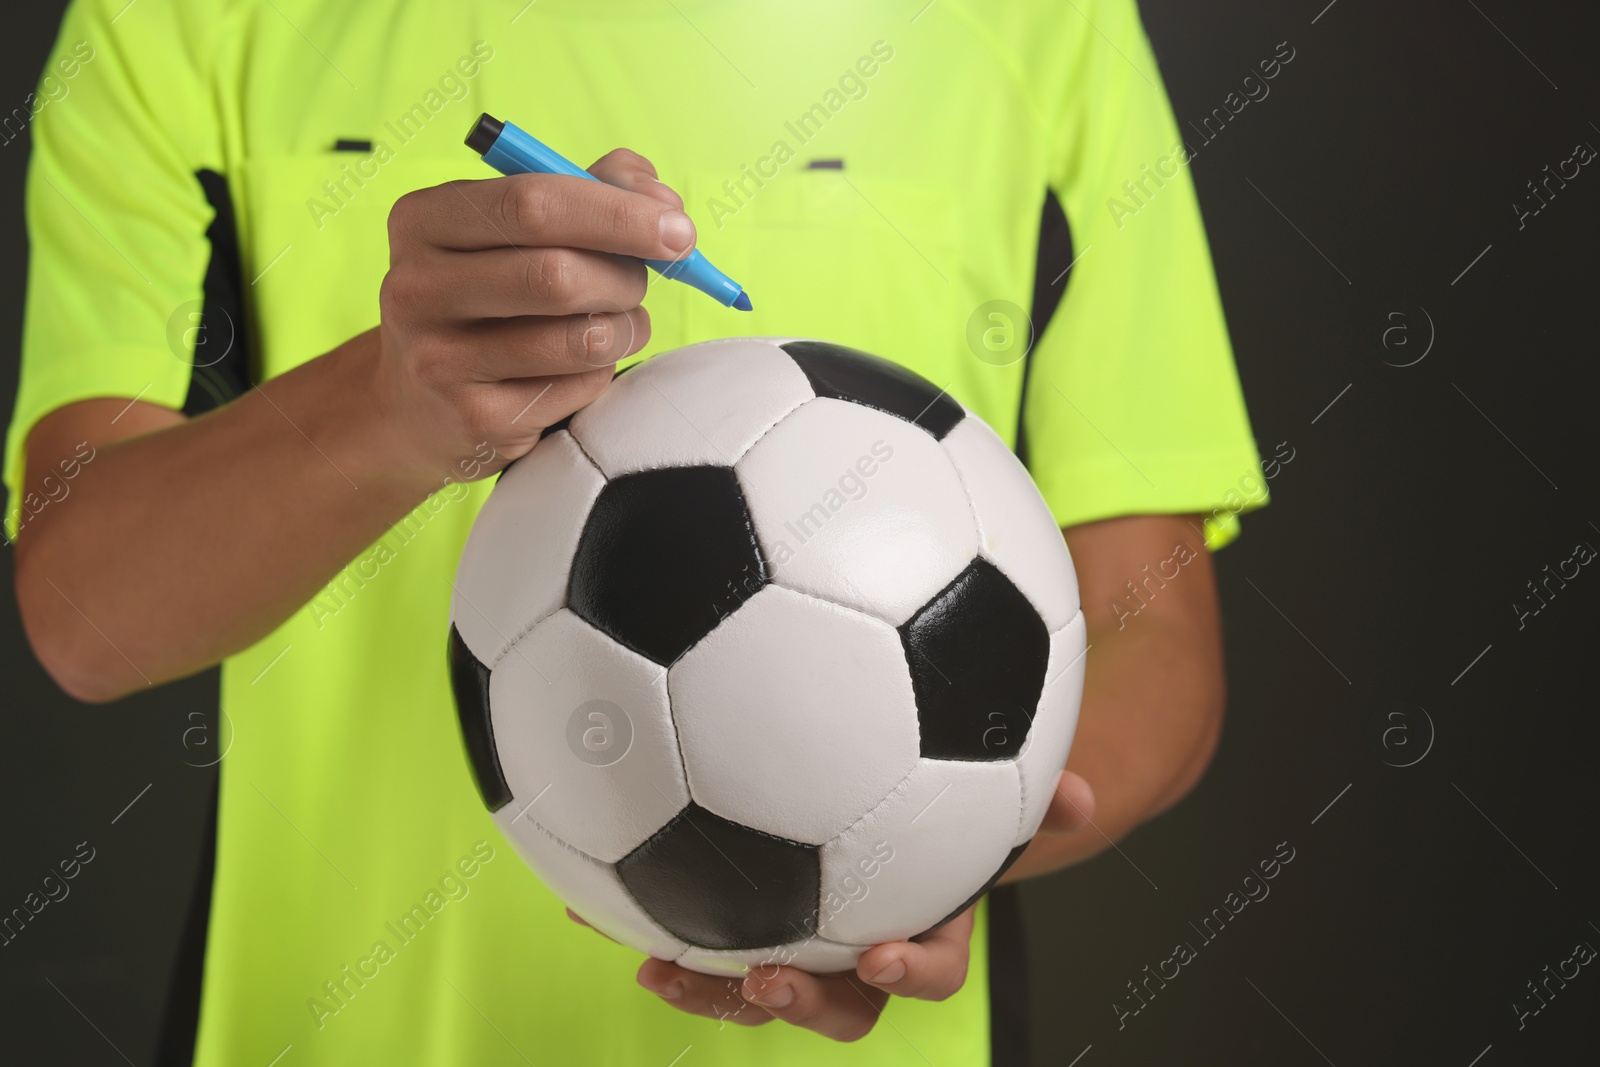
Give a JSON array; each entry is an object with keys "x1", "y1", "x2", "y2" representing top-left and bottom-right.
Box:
[
  {"x1": 588, "y1": 148, "x2": 685, "y2": 211},
  {"x1": 637, "y1": 959, "x2": 774, "y2": 1028},
  {"x1": 740, "y1": 964, "x2": 888, "y2": 1042},
  {"x1": 402, "y1": 245, "x2": 648, "y2": 319},
  {"x1": 491, "y1": 366, "x2": 614, "y2": 435},
  {"x1": 564, "y1": 908, "x2": 621, "y2": 945},
  {"x1": 857, "y1": 905, "x2": 974, "y2": 1001},
  {"x1": 1036, "y1": 771, "x2": 1097, "y2": 835},
  {"x1": 456, "y1": 306, "x2": 650, "y2": 380},
  {"x1": 392, "y1": 174, "x2": 695, "y2": 260}
]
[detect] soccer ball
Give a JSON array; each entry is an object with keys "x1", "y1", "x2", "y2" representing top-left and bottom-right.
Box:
[{"x1": 448, "y1": 338, "x2": 1086, "y2": 976}]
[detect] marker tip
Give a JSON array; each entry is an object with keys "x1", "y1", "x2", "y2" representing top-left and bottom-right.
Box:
[{"x1": 732, "y1": 292, "x2": 753, "y2": 311}]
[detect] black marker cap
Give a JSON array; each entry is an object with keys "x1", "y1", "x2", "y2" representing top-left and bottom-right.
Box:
[{"x1": 465, "y1": 113, "x2": 504, "y2": 155}]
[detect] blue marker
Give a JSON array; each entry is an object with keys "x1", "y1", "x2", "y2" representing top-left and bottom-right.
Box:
[{"x1": 465, "y1": 113, "x2": 752, "y2": 311}]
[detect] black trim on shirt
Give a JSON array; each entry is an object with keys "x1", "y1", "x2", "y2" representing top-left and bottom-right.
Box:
[
  {"x1": 182, "y1": 170, "x2": 253, "y2": 417},
  {"x1": 1015, "y1": 187, "x2": 1075, "y2": 470},
  {"x1": 986, "y1": 882, "x2": 1032, "y2": 1066},
  {"x1": 986, "y1": 186, "x2": 1076, "y2": 1064},
  {"x1": 153, "y1": 772, "x2": 219, "y2": 1066},
  {"x1": 153, "y1": 167, "x2": 251, "y2": 1062}
]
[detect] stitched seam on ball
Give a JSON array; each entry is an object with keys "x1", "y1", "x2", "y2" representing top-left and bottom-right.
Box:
[
  {"x1": 941, "y1": 424, "x2": 1064, "y2": 628},
  {"x1": 663, "y1": 666, "x2": 698, "y2": 809},
  {"x1": 559, "y1": 423, "x2": 608, "y2": 478},
  {"x1": 1011, "y1": 752, "x2": 1033, "y2": 847},
  {"x1": 480, "y1": 433, "x2": 606, "y2": 668},
  {"x1": 723, "y1": 395, "x2": 816, "y2": 585},
  {"x1": 487, "y1": 604, "x2": 565, "y2": 672},
  {"x1": 523, "y1": 817, "x2": 688, "y2": 952},
  {"x1": 668, "y1": 470, "x2": 774, "y2": 668},
  {"x1": 831, "y1": 760, "x2": 922, "y2": 842},
  {"x1": 942, "y1": 425, "x2": 987, "y2": 554},
  {"x1": 725, "y1": 393, "x2": 814, "y2": 468},
  {"x1": 1018, "y1": 608, "x2": 1089, "y2": 843},
  {"x1": 523, "y1": 807, "x2": 612, "y2": 866},
  {"x1": 767, "y1": 566, "x2": 905, "y2": 630},
  {"x1": 1044, "y1": 608, "x2": 1088, "y2": 689}
]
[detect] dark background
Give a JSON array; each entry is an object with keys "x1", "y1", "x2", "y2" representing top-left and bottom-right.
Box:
[{"x1": 4, "y1": 1, "x2": 1597, "y2": 1064}]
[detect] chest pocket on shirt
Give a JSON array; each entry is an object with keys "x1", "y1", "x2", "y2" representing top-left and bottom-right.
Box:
[
  {"x1": 672, "y1": 169, "x2": 967, "y2": 367},
  {"x1": 237, "y1": 153, "x2": 970, "y2": 386},
  {"x1": 238, "y1": 153, "x2": 471, "y2": 379}
]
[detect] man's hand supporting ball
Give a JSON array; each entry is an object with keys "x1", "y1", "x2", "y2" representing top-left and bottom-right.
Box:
[{"x1": 569, "y1": 771, "x2": 1095, "y2": 1042}]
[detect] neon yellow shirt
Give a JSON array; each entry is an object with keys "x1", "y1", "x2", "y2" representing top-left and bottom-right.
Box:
[{"x1": 6, "y1": 1, "x2": 1265, "y2": 1063}]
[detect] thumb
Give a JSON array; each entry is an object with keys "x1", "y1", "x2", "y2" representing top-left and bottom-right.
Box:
[{"x1": 1037, "y1": 771, "x2": 1096, "y2": 835}]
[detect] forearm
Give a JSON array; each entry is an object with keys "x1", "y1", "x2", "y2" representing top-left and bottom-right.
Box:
[
  {"x1": 13, "y1": 331, "x2": 442, "y2": 701},
  {"x1": 1004, "y1": 614, "x2": 1223, "y2": 882},
  {"x1": 999, "y1": 514, "x2": 1227, "y2": 884},
  {"x1": 14, "y1": 163, "x2": 695, "y2": 704}
]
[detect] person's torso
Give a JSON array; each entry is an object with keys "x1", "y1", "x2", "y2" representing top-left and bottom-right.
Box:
[{"x1": 195, "y1": 2, "x2": 1069, "y2": 1062}]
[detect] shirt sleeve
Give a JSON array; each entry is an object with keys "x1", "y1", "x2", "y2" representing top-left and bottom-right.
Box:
[
  {"x1": 4, "y1": 0, "x2": 222, "y2": 540},
  {"x1": 1021, "y1": 0, "x2": 1265, "y2": 548}
]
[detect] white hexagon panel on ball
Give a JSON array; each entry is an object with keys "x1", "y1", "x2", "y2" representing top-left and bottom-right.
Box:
[
  {"x1": 488, "y1": 609, "x2": 690, "y2": 864},
  {"x1": 737, "y1": 397, "x2": 978, "y2": 627},
  {"x1": 569, "y1": 339, "x2": 814, "y2": 477},
  {"x1": 669, "y1": 584, "x2": 922, "y2": 846},
  {"x1": 820, "y1": 757, "x2": 1022, "y2": 945},
  {"x1": 496, "y1": 819, "x2": 688, "y2": 962}
]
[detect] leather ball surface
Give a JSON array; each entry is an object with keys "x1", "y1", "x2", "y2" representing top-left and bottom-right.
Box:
[{"x1": 448, "y1": 338, "x2": 1086, "y2": 976}]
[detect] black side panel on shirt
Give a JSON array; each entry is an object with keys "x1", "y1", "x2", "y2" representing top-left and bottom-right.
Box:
[
  {"x1": 1015, "y1": 188, "x2": 1074, "y2": 470},
  {"x1": 182, "y1": 170, "x2": 253, "y2": 417},
  {"x1": 153, "y1": 773, "x2": 219, "y2": 1066},
  {"x1": 987, "y1": 882, "x2": 1032, "y2": 1067},
  {"x1": 984, "y1": 188, "x2": 1072, "y2": 1065},
  {"x1": 153, "y1": 171, "x2": 253, "y2": 1063}
]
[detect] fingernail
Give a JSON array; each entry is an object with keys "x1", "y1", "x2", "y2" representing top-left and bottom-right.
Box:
[
  {"x1": 869, "y1": 959, "x2": 906, "y2": 985},
  {"x1": 747, "y1": 983, "x2": 794, "y2": 1009},
  {"x1": 655, "y1": 980, "x2": 685, "y2": 1001},
  {"x1": 659, "y1": 210, "x2": 695, "y2": 254}
]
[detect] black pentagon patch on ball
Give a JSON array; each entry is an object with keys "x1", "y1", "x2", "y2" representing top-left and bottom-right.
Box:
[
  {"x1": 912, "y1": 842, "x2": 1028, "y2": 940},
  {"x1": 569, "y1": 466, "x2": 767, "y2": 666},
  {"x1": 781, "y1": 340, "x2": 965, "y2": 440},
  {"x1": 616, "y1": 803, "x2": 821, "y2": 950},
  {"x1": 899, "y1": 558, "x2": 1050, "y2": 761},
  {"x1": 447, "y1": 624, "x2": 512, "y2": 812}
]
